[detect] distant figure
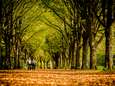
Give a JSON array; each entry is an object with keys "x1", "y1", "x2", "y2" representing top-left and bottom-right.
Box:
[
  {"x1": 27, "y1": 58, "x2": 36, "y2": 70},
  {"x1": 27, "y1": 58, "x2": 32, "y2": 70},
  {"x1": 31, "y1": 58, "x2": 36, "y2": 69}
]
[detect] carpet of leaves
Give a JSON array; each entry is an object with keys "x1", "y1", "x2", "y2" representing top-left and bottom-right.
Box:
[{"x1": 0, "y1": 69, "x2": 115, "y2": 86}]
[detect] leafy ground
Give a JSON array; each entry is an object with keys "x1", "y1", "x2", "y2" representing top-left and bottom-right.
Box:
[{"x1": 0, "y1": 70, "x2": 115, "y2": 86}]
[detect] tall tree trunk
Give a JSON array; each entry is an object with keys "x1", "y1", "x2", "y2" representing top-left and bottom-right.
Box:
[
  {"x1": 63, "y1": 49, "x2": 67, "y2": 68},
  {"x1": 68, "y1": 37, "x2": 72, "y2": 68},
  {"x1": 105, "y1": 0, "x2": 113, "y2": 70},
  {"x1": 0, "y1": 23, "x2": 2, "y2": 69},
  {"x1": 53, "y1": 52, "x2": 60, "y2": 69},
  {"x1": 82, "y1": 32, "x2": 89, "y2": 69},
  {"x1": 0, "y1": 48, "x2": 3, "y2": 69},
  {"x1": 0, "y1": 0, "x2": 2, "y2": 69},
  {"x1": 61, "y1": 35, "x2": 66, "y2": 68},
  {"x1": 0, "y1": 36, "x2": 2, "y2": 69},
  {"x1": 5, "y1": 36, "x2": 11, "y2": 69},
  {"x1": 14, "y1": 47, "x2": 17, "y2": 69},
  {"x1": 90, "y1": 45, "x2": 97, "y2": 69},
  {"x1": 76, "y1": 44, "x2": 81, "y2": 69},
  {"x1": 76, "y1": 26, "x2": 82, "y2": 69},
  {"x1": 14, "y1": 34, "x2": 18, "y2": 69},
  {"x1": 105, "y1": 27, "x2": 113, "y2": 70},
  {"x1": 17, "y1": 39, "x2": 21, "y2": 68},
  {"x1": 71, "y1": 38, "x2": 75, "y2": 69},
  {"x1": 89, "y1": 21, "x2": 97, "y2": 69}
]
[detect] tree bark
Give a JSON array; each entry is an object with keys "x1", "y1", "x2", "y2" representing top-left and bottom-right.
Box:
[
  {"x1": 5, "y1": 36, "x2": 11, "y2": 69},
  {"x1": 105, "y1": 27, "x2": 113, "y2": 70},
  {"x1": 105, "y1": 0, "x2": 113, "y2": 70},
  {"x1": 82, "y1": 32, "x2": 89, "y2": 69},
  {"x1": 90, "y1": 45, "x2": 97, "y2": 69},
  {"x1": 76, "y1": 44, "x2": 81, "y2": 69},
  {"x1": 71, "y1": 38, "x2": 75, "y2": 69},
  {"x1": 76, "y1": 26, "x2": 82, "y2": 69}
]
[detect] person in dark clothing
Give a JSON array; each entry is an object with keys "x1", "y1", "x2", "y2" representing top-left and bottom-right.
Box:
[
  {"x1": 27, "y1": 58, "x2": 32, "y2": 70},
  {"x1": 31, "y1": 58, "x2": 36, "y2": 69},
  {"x1": 27, "y1": 58, "x2": 36, "y2": 70}
]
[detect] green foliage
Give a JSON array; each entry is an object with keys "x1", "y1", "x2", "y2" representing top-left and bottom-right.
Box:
[
  {"x1": 0, "y1": 0, "x2": 115, "y2": 70},
  {"x1": 97, "y1": 54, "x2": 105, "y2": 66},
  {"x1": 96, "y1": 66, "x2": 105, "y2": 70},
  {"x1": 44, "y1": 33, "x2": 61, "y2": 54}
]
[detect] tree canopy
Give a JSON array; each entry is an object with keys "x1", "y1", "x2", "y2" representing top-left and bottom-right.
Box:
[{"x1": 0, "y1": 0, "x2": 115, "y2": 70}]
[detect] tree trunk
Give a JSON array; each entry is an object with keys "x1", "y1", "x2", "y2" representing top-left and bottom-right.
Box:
[
  {"x1": 105, "y1": 0, "x2": 113, "y2": 70},
  {"x1": 89, "y1": 21, "x2": 97, "y2": 69},
  {"x1": 17, "y1": 39, "x2": 21, "y2": 69},
  {"x1": 53, "y1": 52, "x2": 60, "y2": 69},
  {"x1": 0, "y1": 0, "x2": 2, "y2": 69},
  {"x1": 14, "y1": 46, "x2": 17, "y2": 69},
  {"x1": 90, "y1": 45, "x2": 97, "y2": 69},
  {"x1": 68, "y1": 37, "x2": 72, "y2": 68},
  {"x1": 71, "y1": 38, "x2": 75, "y2": 69},
  {"x1": 76, "y1": 45, "x2": 81, "y2": 69},
  {"x1": 0, "y1": 45, "x2": 2, "y2": 69},
  {"x1": 61, "y1": 48, "x2": 66, "y2": 68},
  {"x1": 0, "y1": 25, "x2": 2, "y2": 69},
  {"x1": 105, "y1": 27, "x2": 113, "y2": 70},
  {"x1": 82, "y1": 32, "x2": 89, "y2": 69},
  {"x1": 14, "y1": 36, "x2": 18, "y2": 69},
  {"x1": 76, "y1": 27, "x2": 82, "y2": 69},
  {"x1": 5, "y1": 37, "x2": 11, "y2": 69}
]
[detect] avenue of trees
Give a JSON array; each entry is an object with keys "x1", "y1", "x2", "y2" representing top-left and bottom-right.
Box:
[{"x1": 0, "y1": 0, "x2": 115, "y2": 70}]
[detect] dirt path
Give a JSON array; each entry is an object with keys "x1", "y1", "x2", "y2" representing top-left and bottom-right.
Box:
[{"x1": 0, "y1": 70, "x2": 115, "y2": 86}]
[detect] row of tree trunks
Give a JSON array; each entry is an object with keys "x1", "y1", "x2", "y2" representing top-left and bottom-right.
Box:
[
  {"x1": 0, "y1": 0, "x2": 22, "y2": 69},
  {"x1": 28, "y1": 0, "x2": 114, "y2": 70}
]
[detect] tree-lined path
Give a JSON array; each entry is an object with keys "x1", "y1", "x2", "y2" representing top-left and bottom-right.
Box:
[
  {"x1": 0, "y1": 70, "x2": 115, "y2": 86},
  {"x1": 0, "y1": 0, "x2": 115, "y2": 85}
]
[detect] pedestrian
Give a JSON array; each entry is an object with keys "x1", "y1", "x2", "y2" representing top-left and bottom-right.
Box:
[
  {"x1": 27, "y1": 58, "x2": 32, "y2": 70},
  {"x1": 31, "y1": 58, "x2": 36, "y2": 69}
]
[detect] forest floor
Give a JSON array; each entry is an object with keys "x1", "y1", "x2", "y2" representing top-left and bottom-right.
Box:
[{"x1": 0, "y1": 69, "x2": 115, "y2": 86}]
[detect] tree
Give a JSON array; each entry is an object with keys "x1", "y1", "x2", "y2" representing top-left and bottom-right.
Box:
[
  {"x1": 0, "y1": 0, "x2": 42, "y2": 69},
  {"x1": 91, "y1": 0, "x2": 114, "y2": 70}
]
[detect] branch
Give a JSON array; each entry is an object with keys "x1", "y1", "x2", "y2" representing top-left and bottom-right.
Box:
[
  {"x1": 95, "y1": 32, "x2": 104, "y2": 48},
  {"x1": 42, "y1": 0, "x2": 73, "y2": 29},
  {"x1": 41, "y1": 17, "x2": 69, "y2": 44}
]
